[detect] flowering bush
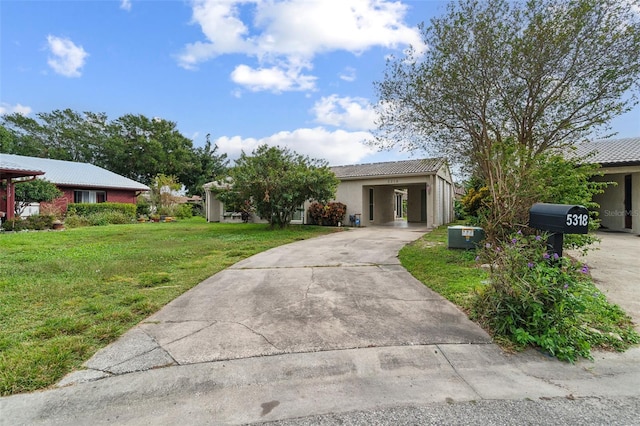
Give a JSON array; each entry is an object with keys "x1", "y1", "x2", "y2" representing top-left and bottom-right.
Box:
[
  {"x1": 308, "y1": 202, "x2": 347, "y2": 226},
  {"x1": 473, "y1": 231, "x2": 639, "y2": 362}
]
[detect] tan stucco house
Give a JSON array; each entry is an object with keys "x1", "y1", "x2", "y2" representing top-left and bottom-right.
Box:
[
  {"x1": 204, "y1": 157, "x2": 455, "y2": 228},
  {"x1": 576, "y1": 137, "x2": 640, "y2": 234}
]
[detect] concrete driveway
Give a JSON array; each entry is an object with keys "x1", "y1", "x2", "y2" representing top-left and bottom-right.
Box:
[
  {"x1": 62, "y1": 226, "x2": 491, "y2": 380},
  {"x1": 572, "y1": 230, "x2": 640, "y2": 331}
]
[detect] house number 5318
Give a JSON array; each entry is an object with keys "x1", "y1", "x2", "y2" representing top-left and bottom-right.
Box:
[{"x1": 566, "y1": 213, "x2": 588, "y2": 227}]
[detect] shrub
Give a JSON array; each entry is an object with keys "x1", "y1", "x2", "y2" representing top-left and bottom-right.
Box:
[
  {"x1": 1, "y1": 215, "x2": 56, "y2": 231},
  {"x1": 473, "y1": 232, "x2": 639, "y2": 362},
  {"x1": 1, "y1": 218, "x2": 26, "y2": 231},
  {"x1": 308, "y1": 202, "x2": 347, "y2": 226},
  {"x1": 25, "y1": 215, "x2": 55, "y2": 230},
  {"x1": 87, "y1": 211, "x2": 132, "y2": 226},
  {"x1": 67, "y1": 203, "x2": 136, "y2": 221},
  {"x1": 175, "y1": 204, "x2": 193, "y2": 219},
  {"x1": 64, "y1": 215, "x2": 91, "y2": 228},
  {"x1": 136, "y1": 196, "x2": 151, "y2": 217}
]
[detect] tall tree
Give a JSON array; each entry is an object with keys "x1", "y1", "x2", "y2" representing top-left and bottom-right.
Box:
[
  {"x1": 188, "y1": 134, "x2": 228, "y2": 196},
  {"x1": 374, "y1": 0, "x2": 640, "y2": 237},
  {"x1": 104, "y1": 114, "x2": 197, "y2": 187},
  {"x1": 1, "y1": 114, "x2": 49, "y2": 157},
  {"x1": 214, "y1": 145, "x2": 339, "y2": 228},
  {"x1": 1, "y1": 109, "x2": 109, "y2": 162}
]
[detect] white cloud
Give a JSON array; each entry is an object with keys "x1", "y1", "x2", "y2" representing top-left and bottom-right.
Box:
[
  {"x1": 339, "y1": 67, "x2": 357, "y2": 82},
  {"x1": 0, "y1": 102, "x2": 32, "y2": 116},
  {"x1": 230, "y1": 63, "x2": 316, "y2": 92},
  {"x1": 120, "y1": 0, "x2": 132, "y2": 11},
  {"x1": 214, "y1": 127, "x2": 376, "y2": 165},
  {"x1": 46, "y1": 35, "x2": 88, "y2": 77},
  {"x1": 179, "y1": 0, "x2": 421, "y2": 91},
  {"x1": 312, "y1": 95, "x2": 377, "y2": 130}
]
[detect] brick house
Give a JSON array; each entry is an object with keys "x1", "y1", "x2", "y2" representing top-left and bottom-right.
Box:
[{"x1": 1, "y1": 153, "x2": 149, "y2": 219}]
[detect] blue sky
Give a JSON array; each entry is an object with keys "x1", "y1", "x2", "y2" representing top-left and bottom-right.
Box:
[{"x1": 2, "y1": 0, "x2": 639, "y2": 167}]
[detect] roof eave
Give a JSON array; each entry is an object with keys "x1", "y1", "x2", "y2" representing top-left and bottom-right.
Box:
[
  {"x1": 336, "y1": 171, "x2": 438, "y2": 180},
  {"x1": 597, "y1": 161, "x2": 640, "y2": 168},
  {"x1": 55, "y1": 182, "x2": 150, "y2": 191}
]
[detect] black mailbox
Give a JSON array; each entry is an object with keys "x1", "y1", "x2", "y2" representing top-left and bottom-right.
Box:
[
  {"x1": 529, "y1": 203, "x2": 589, "y2": 257},
  {"x1": 529, "y1": 203, "x2": 589, "y2": 234}
]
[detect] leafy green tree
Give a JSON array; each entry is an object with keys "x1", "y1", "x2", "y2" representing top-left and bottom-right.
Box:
[
  {"x1": 1, "y1": 114, "x2": 49, "y2": 157},
  {"x1": 13, "y1": 179, "x2": 63, "y2": 216},
  {"x1": 1, "y1": 109, "x2": 109, "y2": 163},
  {"x1": 214, "y1": 145, "x2": 339, "y2": 228},
  {"x1": 104, "y1": 114, "x2": 204, "y2": 189},
  {"x1": 0, "y1": 125, "x2": 16, "y2": 152},
  {"x1": 188, "y1": 134, "x2": 228, "y2": 196},
  {"x1": 374, "y1": 0, "x2": 640, "y2": 239}
]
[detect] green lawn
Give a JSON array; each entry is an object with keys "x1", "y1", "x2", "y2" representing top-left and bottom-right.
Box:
[
  {"x1": 399, "y1": 224, "x2": 487, "y2": 312},
  {"x1": 0, "y1": 218, "x2": 337, "y2": 396}
]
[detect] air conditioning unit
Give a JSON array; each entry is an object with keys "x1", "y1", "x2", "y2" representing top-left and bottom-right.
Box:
[{"x1": 447, "y1": 225, "x2": 485, "y2": 249}]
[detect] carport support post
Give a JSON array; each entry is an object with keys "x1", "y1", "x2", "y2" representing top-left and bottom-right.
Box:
[{"x1": 6, "y1": 179, "x2": 15, "y2": 220}]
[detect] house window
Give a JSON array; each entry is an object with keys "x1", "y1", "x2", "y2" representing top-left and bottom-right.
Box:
[{"x1": 74, "y1": 190, "x2": 106, "y2": 203}]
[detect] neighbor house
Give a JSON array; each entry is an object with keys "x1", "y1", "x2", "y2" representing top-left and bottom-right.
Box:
[
  {"x1": 0, "y1": 153, "x2": 150, "y2": 219},
  {"x1": 204, "y1": 157, "x2": 455, "y2": 228},
  {"x1": 575, "y1": 137, "x2": 640, "y2": 234}
]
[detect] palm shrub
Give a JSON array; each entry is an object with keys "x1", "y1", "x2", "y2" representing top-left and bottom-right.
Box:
[{"x1": 473, "y1": 231, "x2": 639, "y2": 362}]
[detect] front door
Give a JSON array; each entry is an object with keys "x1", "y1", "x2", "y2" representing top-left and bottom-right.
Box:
[{"x1": 625, "y1": 175, "x2": 632, "y2": 229}]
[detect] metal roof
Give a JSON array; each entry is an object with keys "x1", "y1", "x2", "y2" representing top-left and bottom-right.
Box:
[
  {"x1": 331, "y1": 158, "x2": 446, "y2": 179},
  {"x1": 0, "y1": 153, "x2": 150, "y2": 191},
  {"x1": 575, "y1": 137, "x2": 640, "y2": 166}
]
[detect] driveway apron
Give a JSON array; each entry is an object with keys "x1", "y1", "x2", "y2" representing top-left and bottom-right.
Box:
[{"x1": 71, "y1": 226, "x2": 491, "y2": 380}]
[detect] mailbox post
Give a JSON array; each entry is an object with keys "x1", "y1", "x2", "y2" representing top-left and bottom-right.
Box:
[{"x1": 529, "y1": 203, "x2": 589, "y2": 257}]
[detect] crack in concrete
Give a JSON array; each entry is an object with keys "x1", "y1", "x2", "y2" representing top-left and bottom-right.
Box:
[
  {"x1": 152, "y1": 320, "x2": 219, "y2": 346},
  {"x1": 139, "y1": 326, "x2": 180, "y2": 366},
  {"x1": 235, "y1": 321, "x2": 282, "y2": 351},
  {"x1": 435, "y1": 344, "x2": 484, "y2": 400},
  {"x1": 232, "y1": 263, "x2": 381, "y2": 270}
]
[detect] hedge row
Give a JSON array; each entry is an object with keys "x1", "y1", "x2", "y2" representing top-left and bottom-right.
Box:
[
  {"x1": 1, "y1": 215, "x2": 56, "y2": 231},
  {"x1": 67, "y1": 203, "x2": 137, "y2": 220}
]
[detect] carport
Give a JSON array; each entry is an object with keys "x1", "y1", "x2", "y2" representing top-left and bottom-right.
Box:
[
  {"x1": 0, "y1": 158, "x2": 45, "y2": 220},
  {"x1": 330, "y1": 158, "x2": 455, "y2": 228}
]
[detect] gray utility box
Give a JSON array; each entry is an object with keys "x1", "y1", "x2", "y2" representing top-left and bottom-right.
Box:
[{"x1": 448, "y1": 225, "x2": 485, "y2": 249}]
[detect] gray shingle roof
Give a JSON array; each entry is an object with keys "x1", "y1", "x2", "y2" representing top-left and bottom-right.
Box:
[
  {"x1": 331, "y1": 158, "x2": 445, "y2": 179},
  {"x1": 575, "y1": 137, "x2": 640, "y2": 166},
  {"x1": 0, "y1": 153, "x2": 150, "y2": 191}
]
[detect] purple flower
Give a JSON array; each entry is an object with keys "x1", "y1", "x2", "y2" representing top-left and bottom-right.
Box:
[
  {"x1": 543, "y1": 253, "x2": 550, "y2": 259},
  {"x1": 475, "y1": 255, "x2": 480, "y2": 262},
  {"x1": 517, "y1": 230, "x2": 522, "y2": 235},
  {"x1": 511, "y1": 238, "x2": 518, "y2": 244},
  {"x1": 553, "y1": 253, "x2": 559, "y2": 260},
  {"x1": 581, "y1": 265, "x2": 589, "y2": 274},
  {"x1": 535, "y1": 235, "x2": 542, "y2": 241},
  {"x1": 485, "y1": 243, "x2": 491, "y2": 249},
  {"x1": 563, "y1": 284, "x2": 569, "y2": 289},
  {"x1": 527, "y1": 262, "x2": 535, "y2": 268}
]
